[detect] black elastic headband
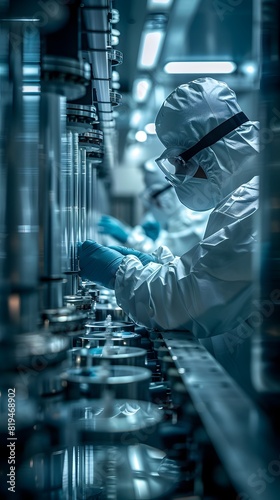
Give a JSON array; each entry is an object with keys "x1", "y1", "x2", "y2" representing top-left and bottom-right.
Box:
[{"x1": 180, "y1": 111, "x2": 249, "y2": 163}]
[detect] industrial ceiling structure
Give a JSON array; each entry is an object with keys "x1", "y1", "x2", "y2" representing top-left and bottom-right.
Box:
[{"x1": 112, "y1": 0, "x2": 259, "y2": 177}]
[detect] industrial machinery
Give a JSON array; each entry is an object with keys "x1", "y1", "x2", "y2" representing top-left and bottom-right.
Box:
[{"x1": 0, "y1": 1, "x2": 280, "y2": 499}]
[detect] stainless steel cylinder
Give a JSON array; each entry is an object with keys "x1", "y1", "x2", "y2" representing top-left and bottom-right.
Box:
[
  {"x1": 18, "y1": 443, "x2": 179, "y2": 500},
  {"x1": 79, "y1": 146, "x2": 87, "y2": 242},
  {"x1": 17, "y1": 398, "x2": 180, "y2": 499},
  {"x1": 75, "y1": 331, "x2": 142, "y2": 348},
  {"x1": 62, "y1": 365, "x2": 152, "y2": 401},
  {"x1": 64, "y1": 126, "x2": 81, "y2": 296},
  {"x1": 36, "y1": 397, "x2": 164, "y2": 446},
  {"x1": 1, "y1": 24, "x2": 41, "y2": 335},
  {"x1": 85, "y1": 320, "x2": 135, "y2": 332},
  {"x1": 86, "y1": 156, "x2": 93, "y2": 239},
  {"x1": 95, "y1": 302, "x2": 129, "y2": 321},
  {"x1": 64, "y1": 294, "x2": 93, "y2": 313},
  {"x1": 73, "y1": 129, "x2": 80, "y2": 247},
  {"x1": 63, "y1": 129, "x2": 76, "y2": 296},
  {"x1": 39, "y1": 92, "x2": 67, "y2": 310},
  {"x1": 70, "y1": 346, "x2": 147, "y2": 368},
  {"x1": 41, "y1": 307, "x2": 88, "y2": 339}
]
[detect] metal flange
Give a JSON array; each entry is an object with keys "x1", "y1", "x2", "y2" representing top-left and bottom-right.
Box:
[{"x1": 41, "y1": 56, "x2": 91, "y2": 100}]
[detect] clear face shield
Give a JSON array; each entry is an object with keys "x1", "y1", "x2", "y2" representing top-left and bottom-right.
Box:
[{"x1": 155, "y1": 148, "x2": 199, "y2": 186}]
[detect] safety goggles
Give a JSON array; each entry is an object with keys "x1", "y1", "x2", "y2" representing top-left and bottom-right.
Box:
[
  {"x1": 155, "y1": 111, "x2": 249, "y2": 186},
  {"x1": 155, "y1": 150, "x2": 199, "y2": 186}
]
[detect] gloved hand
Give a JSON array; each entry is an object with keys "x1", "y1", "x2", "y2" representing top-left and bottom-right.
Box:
[
  {"x1": 141, "y1": 220, "x2": 161, "y2": 241},
  {"x1": 108, "y1": 245, "x2": 157, "y2": 266},
  {"x1": 78, "y1": 240, "x2": 124, "y2": 289},
  {"x1": 98, "y1": 215, "x2": 130, "y2": 243}
]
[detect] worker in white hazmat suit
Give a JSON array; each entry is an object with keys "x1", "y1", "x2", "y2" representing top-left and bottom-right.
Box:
[
  {"x1": 98, "y1": 181, "x2": 209, "y2": 257},
  {"x1": 78, "y1": 78, "x2": 259, "y2": 392},
  {"x1": 97, "y1": 212, "x2": 161, "y2": 253},
  {"x1": 139, "y1": 181, "x2": 210, "y2": 258}
]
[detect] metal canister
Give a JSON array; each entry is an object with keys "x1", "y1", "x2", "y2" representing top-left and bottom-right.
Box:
[
  {"x1": 64, "y1": 294, "x2": 92, "y2": 313},
  {"x1": 70, "y1": 346, "x2": 147, "y2": 368},
  {"x1": 61, "y1": 365, "x2": 152, "y2": 401},
  {"x1": 41, "y1": 307, "x2": 88, "y2": 336},
  {"x1": 94, "y1": 302, "x2": 129, "y2": 321},
  {"x1": 18, "y1": 399, "x2": 179, "y2": 499},
  {"x1": 85, "y1": 320, "x2": 135, "y2": 332},
  {"x1": 75, "y1": 331, "x2": 142, "y2": 348}
]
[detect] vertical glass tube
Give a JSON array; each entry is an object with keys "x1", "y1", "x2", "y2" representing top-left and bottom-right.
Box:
[
  {"x1": 80, "y1": 146, "x2": 87, "y2": 243},
  {"x1": 86, "y1": 158, "x2": 93, "y2": 239}
]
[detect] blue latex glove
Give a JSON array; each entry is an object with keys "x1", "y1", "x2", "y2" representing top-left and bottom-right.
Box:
[
  {"x1": 108, "y1": 245, "x2": 157, "y2": 266},
  {"x1": 141, "y1": 220, "x2": 161, "y2": 241},
  {"x1": 78, "y1": 240, "x2": 124, "y2": 289},
  {"x1": 97, "y1": 215, "x2": 130, "y2": 243}
]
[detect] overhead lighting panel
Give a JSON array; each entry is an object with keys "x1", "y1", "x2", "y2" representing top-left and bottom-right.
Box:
[
  {"x1": 164, "y1": 61, "x2": 237, "y2": 74},
  {"x1": 133, "y1": 78, "x2": 152, "y2": 103},
  {"x1": 22, "y1": 85, "x2": 40, "y2": 93},
  {"x1": 239, "y1": 61, "x2": 258, "y2": 77},
  {"x1": 138, "y1": 30, "x2": 165, "y2": 69},
  {"x1": 144, "y1": 122, "x2": 156, "y2": 134},
  {"x1": 135, "y1": 130, "x2": 147, "y2": 142},
  {"x1": 147, "y1": 0, "x2": 174, "y2": 10}
]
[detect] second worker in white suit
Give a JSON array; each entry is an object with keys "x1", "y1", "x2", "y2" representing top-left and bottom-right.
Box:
[{"x1": 98, "y1": 180, "x2": 210, "y2": 258}]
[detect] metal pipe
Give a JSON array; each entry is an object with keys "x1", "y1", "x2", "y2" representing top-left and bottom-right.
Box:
[
  {"x1": 83, "y1": 0, "x2": 112, "y2": 119},
  {"x1": 73, "y1": 130, "x2": 80, "y2": 245},
  {"x1": 39, "y1": 93, "x2": 66, "y2": 310},
  {"x1": 86, "y1": 157, "x2": 93, "y2": 239},
  {"x1": 63, "y1": 130, "x2": 76, "y2": 296},
  {"x1": 2, "y1": 23, "x2": 40, "y2": 334},
  {"x1": 0, "y1": 13, "x2": 10, "y2": 325},
  {"x1": 91, "y1": 164, "x2": 98, "y2": 241},
  {"x1": 83, "y1": 0, "x2": 117, "y2": 172},
  {"x1": 79, "y1": 146, "x2": 87, "y2": 242},
  {"x1": 38, "y1": 2, "x2": 91, "y2": 302}
]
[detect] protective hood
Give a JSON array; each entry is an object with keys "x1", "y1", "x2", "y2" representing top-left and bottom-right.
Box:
[{"x1": 155, "y1": 77, "x2": 259, "y2": 209}]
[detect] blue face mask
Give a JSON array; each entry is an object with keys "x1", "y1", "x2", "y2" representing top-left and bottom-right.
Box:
[{"x1": 174, "y1": 176, "x2": 219, "y2": 211}]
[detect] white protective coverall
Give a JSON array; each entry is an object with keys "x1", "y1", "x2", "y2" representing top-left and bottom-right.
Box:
[{"x1": 114, "y1": 78, "x2": 259, "y2": 389}]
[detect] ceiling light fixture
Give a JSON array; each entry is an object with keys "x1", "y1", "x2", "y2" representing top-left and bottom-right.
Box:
[
  {"x1": 164, "y1": 61, "x2": 237, "y2": 74},
  {"x1": 147, "y1": 0, "x2": 174, "y2": 10},
  {"x1": 130, "y1": 110, "x2": 143, "y2": 128},
  {"x1": 133, "y1": 78, "x2": 152, "y2": 103},
  {"x1": 138, "y1": 30, "x2": 165, "y2": 69},
  {"x1": 135, "y1": 131, "x2": 147, "y2": 142},
  {"x1": 240, "y1": 61, "x2": 258, "y2": 76},
  {"x1": 22, "y1": 85, "x2": 41, "y2": 93},
  {"x1": 23, "y1": 65, "x2": 40, "y2": 77},
  {"x1": 144, "y1": 122, "x2": 156, "y2": 134}
]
